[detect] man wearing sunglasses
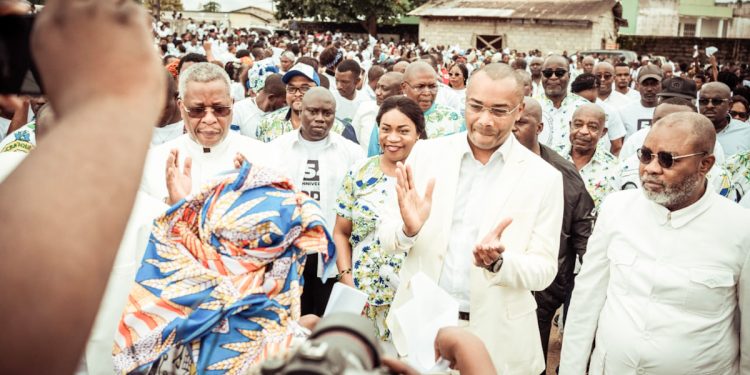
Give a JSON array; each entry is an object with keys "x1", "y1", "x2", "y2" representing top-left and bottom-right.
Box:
[
  {"x1": 538, "y1": 55, "x2": 589, "y2": 148},
  {"x1": 594, "y1": 62, "x2": 632, "y2": 110},
  {"x1": 140, "y1": 63, "x2": 272, "y2": 204},
  {"x1": 561, "y1": 111, "x2": 750, "y2": 375},
  {"x1": 256, "y1": 63, "x2": 346, "y2": 143},
  {"x1": 617, "y1": 97, "x2": 735, "y2": 199},
  {"x1": 618, "y1": 64, "x2": 663, "y2": 136},
  {"x1": 699, "y1": 82, "x2": 750, "y2": 157}
]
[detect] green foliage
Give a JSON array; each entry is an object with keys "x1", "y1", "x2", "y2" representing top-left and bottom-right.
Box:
[
  {"x1": 274, "y1": 0, "x2": 426, "y2": 34},
  {"x1": 201, "y1": 1, "x2": 221, "y2": 12},
  {"x1": 141, "y1": 0, "x2": 184, "y2": 12}
]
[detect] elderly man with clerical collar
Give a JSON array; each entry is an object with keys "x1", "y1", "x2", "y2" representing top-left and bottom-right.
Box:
[
  {"x1": 555, "y1": 103, "x2": 619, "y2": 212},
  {"x1": 255, "y1": 63, "x2": 347, "y2": 143},
  {"x1": 513, "y1": 97, "x2": 595, "y2": 372},
  {"x1": 699, "y1": 82, "x2": 750, "y2": 157},
  {"x1": 366, "y1": 61, "x2": 464, "y2": 155},
  {"x1": 140, "y1": 62, "x2": 271, "y2": 204},
  {"x1": 560, "y1": 111, "x2": 750, "y2": 375},
  {"x1": 265, "y1": 87, "x2": 364, "y2": 316}
]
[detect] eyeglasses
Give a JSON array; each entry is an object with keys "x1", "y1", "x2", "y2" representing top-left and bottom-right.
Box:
[
  {"x1": 404, "y1": 81, "x2": 438, "y2": 93},
  {"x1": 595, "y1": 73, "x2": 613, "y2": 80},
  {"x1": 542, "y1": 68, "x2": 567, "y2": 78},
  {"x1": 181, "y1": 104, "x2": 232, "y2": 118},
  {"x1": 449, "y1": 73, "x2": 463, "y2": 77},
  {"x1": 286, "y1": 85, "x2": 312, "y2": 95},
  {"x1": 467, "y1": 102, "x2": 521, "y2": 118},
  {"x1": 636, "y1": 147, "x2": 706, "y2": 169},
  {"x1": 698, "y1": 98, "x2": 729, "y2": 106},
  {"x1": 730, "y1": 110, "x2": 748, "y2": 119}
]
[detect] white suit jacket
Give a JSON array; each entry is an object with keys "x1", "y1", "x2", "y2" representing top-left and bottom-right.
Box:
[{"x1": 384, "y1": 133, "x2": 564, "y2": 374}]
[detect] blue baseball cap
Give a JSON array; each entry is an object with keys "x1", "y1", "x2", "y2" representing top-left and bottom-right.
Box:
[{"x1": 282, "y1": 63, "x2": 320, "y2": 86}]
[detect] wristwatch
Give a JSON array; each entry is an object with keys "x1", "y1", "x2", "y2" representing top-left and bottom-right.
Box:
[{"x1": 486, "y1": 255, "x2": 504, "y2": 273}]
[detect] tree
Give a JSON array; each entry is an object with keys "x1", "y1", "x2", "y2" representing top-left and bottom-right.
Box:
[
  {"x1": 274, "y1": 0, "x2": 427, "y2": 36},
  {"x1": 141, "y1": 0, "x2": 184, "y2": 12},
  {"x1": 202, "y1": 1, "x2": 221, "y2": 12}
]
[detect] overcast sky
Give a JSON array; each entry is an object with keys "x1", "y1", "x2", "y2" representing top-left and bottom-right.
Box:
[{"x1": 181, "y1": 0, "x2": 274, "y2": 12}]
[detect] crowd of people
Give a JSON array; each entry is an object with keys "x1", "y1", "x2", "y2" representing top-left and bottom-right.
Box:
[{"x1": 1, "y1": 1, "x2": 750, "y2": 375}]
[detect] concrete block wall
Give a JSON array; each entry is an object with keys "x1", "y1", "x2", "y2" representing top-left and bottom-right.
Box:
[{"x1": 419, "y1": 17, "x2": 611, "y2": 54}]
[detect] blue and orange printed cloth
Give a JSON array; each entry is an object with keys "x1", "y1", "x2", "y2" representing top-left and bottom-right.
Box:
[{"x1": 113, "y1": 162, "x2": 335, "y2": 374}]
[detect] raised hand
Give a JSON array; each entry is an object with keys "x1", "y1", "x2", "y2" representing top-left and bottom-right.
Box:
[
  {"x1": 165, "y1": 149, "x2": 192, "y2": 205},
  {"x1": 394, "y1": 162, "x2": 435, "y2": 237},
  {"x1": 473, "y1": 218, "x2": 513, "y2": 268},
  {"x1": 233, "y1": 152, "x2": 247, "y2": 169}
]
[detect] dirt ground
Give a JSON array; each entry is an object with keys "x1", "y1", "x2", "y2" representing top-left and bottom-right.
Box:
[{"x1": 546, "y1": 317, "x2": 562, "y2": 374}]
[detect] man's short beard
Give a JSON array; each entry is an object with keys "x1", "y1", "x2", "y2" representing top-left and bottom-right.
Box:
[{"x1": 640, "y1": 172, "x2": 703, "y2": 209}]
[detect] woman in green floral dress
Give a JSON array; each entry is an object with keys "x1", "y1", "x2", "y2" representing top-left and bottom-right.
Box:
[{"x1": 333, "y1": 96, "x2": 427, "y2": 340}]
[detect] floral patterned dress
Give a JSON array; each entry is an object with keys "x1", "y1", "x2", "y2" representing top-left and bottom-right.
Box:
[
  {"x1": 335, "y1": 156, "x2": 405, "y2": 340},
  {"x1": 725, "y1": 151, "x2": 750, "y2": 205}
]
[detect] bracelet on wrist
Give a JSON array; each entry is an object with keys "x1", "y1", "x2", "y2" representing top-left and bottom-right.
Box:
[{"x1": 336, "y1": 268, "x2": 352, "y2": 280}]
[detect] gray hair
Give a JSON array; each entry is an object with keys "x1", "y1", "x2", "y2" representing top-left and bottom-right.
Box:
[
  {"x1": 281, "y1": 51, "x2": 296, "y2": 60},
  {"x1": 178, "y1": 62, "x2": 231, "y2": 99}
]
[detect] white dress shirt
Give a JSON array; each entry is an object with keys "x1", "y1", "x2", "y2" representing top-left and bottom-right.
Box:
[
  {"x1": 232, "y1": 98, "x2": 264, "y2": 139},
  {"x1": 717, "y1": 118, "x2": 750, "y2": 158},
  {"x1": 140, "y1": 132, "x2": 272, "y2": 202},
  {"x1": 438, "y1": 136, "x2": 509, "y2": 312},
  {"x1": 350, "y1": 100, "x2": 379, "y2": 152},
  {"x1": 267, "y1": 129, "x2": 364, "y2": 232},
  {"x1": 560, "y1": 189, "x2": 750, "y2": 375}
]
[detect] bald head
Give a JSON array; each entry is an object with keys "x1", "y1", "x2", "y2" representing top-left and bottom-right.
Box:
[
  {"x1": 523, "y1": 97, "x2": 542, "y2": 123},
  {"x1": 392, "y1": 61, "x2": 409, "y2": 73},
  {"x1": 572, "y1": 103, "x2": 606, "y2": 125},
  {"x1": 653, "y1": 112, "x2": 715, "y2": 154},
  {"x1": 582, "y1": 56, "x2": 595, "y2": 74},
  {"x1": 593, "y1": 61, "x2": 614, "y2": 74},
  {"x1": 543, "y1": 54, "x2": 568, "y2": 70},
  {"x1": 404, "y1": 61, "x2": 437, "y2": 81},
  {"x1": 470, "y1": 63, "x2": 524, "y2": 102},
  {"x1": 302, "y1": 86, "x2": 335, "y2": 108}
]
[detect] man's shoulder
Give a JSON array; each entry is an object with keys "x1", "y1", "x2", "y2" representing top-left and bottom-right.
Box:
[
  {"x1": 261, "y1": 106, "x2": 289, "y2": 122},
  {"x1": 330, "y1": 132, "x2": 364, "y2": 155},
  {"x1": 540, "y1": 145, "x2": 579, "y2": 178}
]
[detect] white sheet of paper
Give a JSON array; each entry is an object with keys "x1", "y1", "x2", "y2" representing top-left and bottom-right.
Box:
[
  {"x1": 390, "y1": 272, "x2": 458, "y2": 372},
  {"x1": 323, "y1": 282, "x2": 369, "y2": 317}
]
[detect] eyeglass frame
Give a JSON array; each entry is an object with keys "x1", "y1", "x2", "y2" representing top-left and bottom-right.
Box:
[
  {"x1": 636, "y1": 147, "x2": 707, "y2": 169},
  {"x1": 698, "y1": 97, "x2": 730, "y2": 107},
  {"x1": 541, "y1": 68, "x2": 567, "y2": 79},
  {"x1": 466, "y1": 101, "x2": 522, "y2": 118},
  {"x1": 180, "y1": 103, "x2": 232, "y2": 118},
  {"x1": 286, "y1": 85, "x2": 313, "y2": 95},
  {"x1": 404, "y1": 81, "x2": 439, "y2": 93}
]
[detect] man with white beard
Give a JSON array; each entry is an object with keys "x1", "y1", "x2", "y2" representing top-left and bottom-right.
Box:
[{"x1": 560, "y1": 112, "x2": 750, "y2": 375}]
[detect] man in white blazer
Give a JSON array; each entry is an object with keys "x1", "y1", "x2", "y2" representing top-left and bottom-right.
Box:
[{"x1": 382, "y1": 63, "x2": 564, "y2": 374}]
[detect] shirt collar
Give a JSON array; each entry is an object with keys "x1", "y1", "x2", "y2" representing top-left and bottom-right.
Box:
[
  {"x1": 185, "y1": 131, "x2": 233, "y2": 155},
  {"x1": 460, "y1": 132, "x2": 513, "y2": 165},
  {"x1": 647, "y1": 182, "x2": 714, "y2": 228},
  {"x1": 424, "y1": 102, "x2": 438, "y2": 116},
  {"x1": 292, "y1": 128, "x2": 334, "y2": 148}
]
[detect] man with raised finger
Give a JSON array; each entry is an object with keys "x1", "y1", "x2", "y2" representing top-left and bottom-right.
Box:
[{"x1": 382, "y1": 63, "x2": 564, "y2": 374}]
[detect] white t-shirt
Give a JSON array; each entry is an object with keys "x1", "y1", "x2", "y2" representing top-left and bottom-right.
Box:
[
  {"x1": 601, "y1": 89, "x2": 633, "y2": 110},
  {"x1": 230, "y1": 82, "x2": 245, "y2": 102},
  {"x1": 595, "y1": 100, "x2": 627, "y2": 152},
  {"x1": 232, "y1": 98, "x2": 264, "y2": 139},
  {"x1": 332, "y1": 89, "x2": 368, "y2": 125},
  {"x1": 619, "y1": 101, "x2": 656, "y2": 137},
  {"x1": 151, "y1": 121, "x2": 184, "y2": 147}
]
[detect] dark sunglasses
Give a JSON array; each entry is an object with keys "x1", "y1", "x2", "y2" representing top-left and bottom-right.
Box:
[
  {"x1": 182, "y1": 104, "x2": 232, "y2": 118},
  {"x1": 698, "y1": 98, "x2": 729, "y2": 106},
  {"x1": 542, "y1": 68, "x2": 567, "y2": 78},
  {"x1": 595, "y1": 73, "x2": 613, "y2": 80},
  {"x1": 637, "y1": 147, "x2": 706, "y2": 169},
  {"x1": 730, "y1": 110, "x2": 748, "y2": 118}
]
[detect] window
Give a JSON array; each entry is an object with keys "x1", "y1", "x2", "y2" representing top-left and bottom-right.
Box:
[
  {"x1": 475, "y1": 35, "x2": 503, "y2": 50},
  {"x1": 682, "y1": 23, "x2": 696, "y2": 37}
]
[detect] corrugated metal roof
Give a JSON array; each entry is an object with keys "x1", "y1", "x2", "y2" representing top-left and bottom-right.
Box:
[{"x1": 410, "y1": 0, "x2": 615, "y2": 22}]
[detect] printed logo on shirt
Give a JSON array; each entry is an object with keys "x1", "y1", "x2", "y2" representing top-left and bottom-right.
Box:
[
  {"x1": 637, "y1": 119, "x2": 652, "y2": 131},
  {"x1": 301, "y1": 159, "x2": 321, "y2": 201}
]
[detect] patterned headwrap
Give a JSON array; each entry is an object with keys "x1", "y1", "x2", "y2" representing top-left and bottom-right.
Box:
[
  {"x1": 246, "y1": 63, "x2": 280, "y2": 95},
  {"x1": 113, "y1": 162, "x2": 336, "y2": 374},
  {"x1": 326, "y1": 50, "x2": 344, "y2": 69}
]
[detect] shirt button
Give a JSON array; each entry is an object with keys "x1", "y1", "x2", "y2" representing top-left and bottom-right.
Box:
[
  {"x1": 643, "y1": 332, "x2": 651, "y2": 340},
  {"x1": 637, "y1": 368, "x2": 646, "y2": 375}
]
